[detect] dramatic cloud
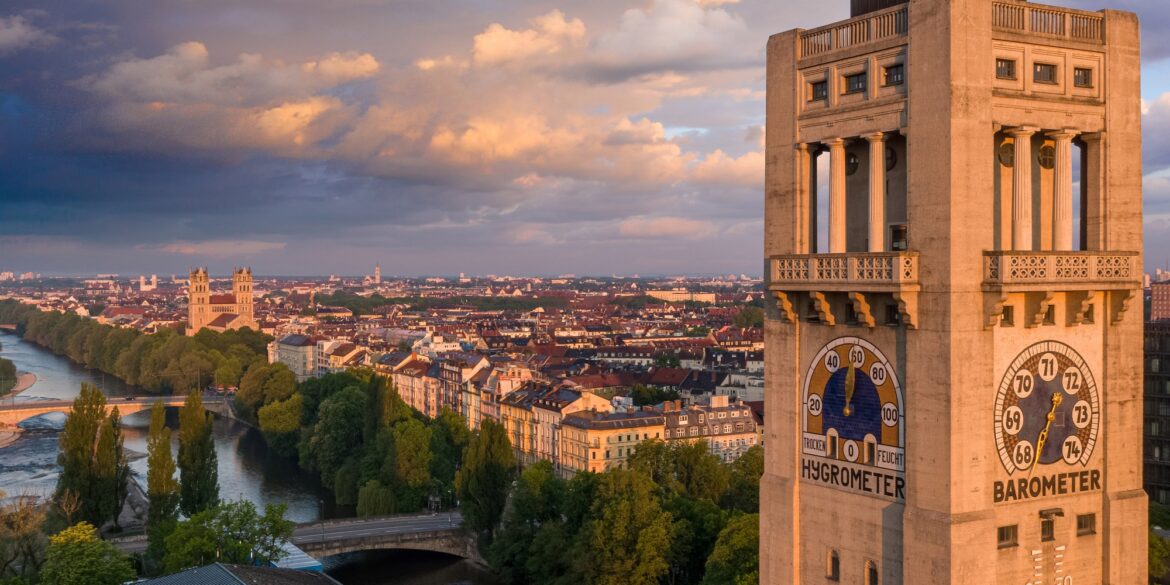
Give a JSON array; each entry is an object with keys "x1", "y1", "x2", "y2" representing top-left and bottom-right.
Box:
[
  {"x1": 472, "y1": 10, "x2": 586, "y2": 66},
  {"x1": 0, "y1": 0, "x2": 1166, "y2": 276},
  {"x1": 0, "y1": 15, "x2": 54, "y2": 55}
]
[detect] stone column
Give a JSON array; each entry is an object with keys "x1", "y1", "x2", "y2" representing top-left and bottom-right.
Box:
[
  {"x1": 796, "y1": 143, "x2": 812, "y2": 254},
  {"x1": 1006, "y1": 127, "x2": 1038, "y2": 250},
  {"x1": 865, "y1": 133, "x2": 887, "y2": 252},
  {"x1": 827, "y1": 138, "x2": 847, "y2": 253},
  {"x1": 1048, "y1": 129, "x2": 1078, "y2": 251}
]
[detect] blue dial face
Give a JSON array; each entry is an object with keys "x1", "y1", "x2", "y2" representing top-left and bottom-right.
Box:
[
  {"x1": 803, "y1": 337, "x2": 904, "y2": 471},
  {"x1": 994, "y1": 341, "x2": 1100, "y2": 475}
]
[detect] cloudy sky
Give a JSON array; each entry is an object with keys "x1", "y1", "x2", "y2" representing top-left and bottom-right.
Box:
[{"x1": 0, "y1": 0, "x2": 1167, "y2": 277}]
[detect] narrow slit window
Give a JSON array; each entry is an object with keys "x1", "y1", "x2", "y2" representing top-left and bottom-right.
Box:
[
  {"x1": 1041, "y1": 517, "x2": 1055, "y2": 542},
  {"x1": 826, "y1": 549, "x2": 841, "y2": 581}
]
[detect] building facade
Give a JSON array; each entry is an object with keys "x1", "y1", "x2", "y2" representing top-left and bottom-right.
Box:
[
  {"x1": 762, "y1": 1, "x2": 1145, "y2": 583},
  {"x1": 187, "y1": 267, "x2": 256, "y2": 335},
  {"x1": 1147, "y1": 322, "x2": 1170, "y2": 506},
  {"x1": 560, "y1": 410, "x2": 665, "y2": 474},
  {"x1": 1152, "y1": 280, "x2": 1170, "y2": 322}
]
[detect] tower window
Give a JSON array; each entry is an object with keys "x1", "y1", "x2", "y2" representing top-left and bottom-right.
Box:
[
  {"x1": 884, "y1": 64, "x2": 904, "y2": 86},
  {"x1": 844, "y1": 72, "x2": 867, "y2": 94},
  {"x1": 1034, "y1": 63, "x2": 1058, "y2": 84},
  {"x1": 1074, "y1": 67, "x2": 1094, "y2": 88},
  {"x1": 1077, "y1": 514, "x2": 1096, "y2": 536},
  {"x1": 866, "y1": 560, "x2": 879, "y2": 585},
  {"x1": 997, "y1": 525, "x2": 1018, "y2": 549},
  {"x1": 846, "y1": 152, "x2": 860, "y2": 175},
  {"x1": 996, "y1": 58, "x2": 1017, "y2": 80},
  {"x1": 1038, "y1": 145, "x2": 1056, "y2": 170},
  {"x1": 1041, "y1": 517, "x2": 1055, "y2": 542},
  {"x1": 997, "y1": 142, "x2": 1015, "y2": 167},
  {"x1": 811, "y1": 80, "x2": 828, "y2": 101},
  {"x1": 826, "y1": 549, "x2": 840, "y2": 580}
]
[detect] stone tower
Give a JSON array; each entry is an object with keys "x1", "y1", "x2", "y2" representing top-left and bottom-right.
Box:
[
  {"x1": 232, "y1": 267, "x2": 254, "y2": 321},
  {"x1": 761, "y1": 1, "x2": 1145, "y2": 584},
  {"x1": 188, "y1": 267, "x2": 210, "y2": 333}
]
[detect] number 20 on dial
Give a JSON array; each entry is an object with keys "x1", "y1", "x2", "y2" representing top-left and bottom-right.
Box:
[{"x1": 994, "y1": 341, "x2": 1100, "y2": 475}]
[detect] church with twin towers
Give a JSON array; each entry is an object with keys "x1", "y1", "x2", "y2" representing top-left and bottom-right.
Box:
[
  {"x1": 762, "y1": 0, "x2": 1145, "y2": 583},
  {"x1": 186, "y1": 267, "x2": 256, "y2": 335}
]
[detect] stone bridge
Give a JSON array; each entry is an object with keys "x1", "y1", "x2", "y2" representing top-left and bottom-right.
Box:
[
  {"x1": 294, "y1": 512, "x2": 479, "y2": 563},
  {"x1": 0, "y1": 395, "x2": 230, "y2": 428}
]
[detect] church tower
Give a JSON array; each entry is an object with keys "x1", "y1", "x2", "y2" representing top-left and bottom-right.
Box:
[
  {"x1": 233, "y1": 267, "x2": 254, "y2": 321},
  {"x1": 188, "y1": 267, "x2": 210, "y2": 333},
  {"x1": 762, "y1": 1, "x2": 1145, "y2": 583}
]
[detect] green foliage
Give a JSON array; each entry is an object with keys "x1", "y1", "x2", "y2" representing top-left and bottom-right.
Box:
[
  {"x1": 654, "y1": 354, "x2": 682, "y2": 368},
  {"x1": 0, "y1": 299, "x2": 270, "y2": 395},
  {"x1": 394, "y1": 419, "x2": 433, "y2": 489},
  {"x1": 55, "y1": 385, "x2": 128, "y2": 528},
  {"x1": 0, "y1": 359, "x2": 15, "y2": 396},
  {"x1": 733, "y1": 306, "x2": 765, "y2": 329},
  {"x1": 0, "y1": 491, "x2": 48, "y2": 583},
  {"x1": 580, "y1": 469, "x2": 672, "y2": 585},
  {"x1": 356, "y1": 480, "x2": 396, "y2": 517},
  {"x1": 40, "y1": 523, "x2": 134, "y2": 585},
  {"x1": 162, "y1": 501, "x2": 293, "y2": 572},
  {"x1": 178, "y1": 390, "x2": 218, "y2": 516},
  {"x1": 456, "y1": 418, "x2": 516, "y2": 540},
  {"x1": 701, "y1": 514, "x2": 759, "y2": 585},
  {"x1": 488, "y1": 461, "x2": 566, "y2": 584},
  {"x1": 258, "y1": 394, "x2": 304, "y2": 457},
  {"x1": 145, "y1": 402, "x2": 179, "y2": 574},
  {"x1": 724, "y1": 445, "x2": 763, "y2": 514},
  {"x1": 309, "y1": 386, "x2": 368, "y2": 485},
  {"x1": 610, "y1": 295, "x2": 666, "y2": 310},
  {"x1": 630, "y1": 384, "x2": 681, "y2": 407},
  {"x1": 1153, "y1": 530, "x2": 1170, "y2": 580}
]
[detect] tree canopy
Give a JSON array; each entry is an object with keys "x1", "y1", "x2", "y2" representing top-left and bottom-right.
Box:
[
  {"x1": 40, "y1": 523, "x2": 134, "y2": 585},
  {"x1": 162, "y1": 501, "x2": 293, "y2": 573}
]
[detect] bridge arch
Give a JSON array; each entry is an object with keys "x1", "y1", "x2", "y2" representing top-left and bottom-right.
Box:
[{"x1": 297, "y1": 527, "x2": 480, "y2": 564}]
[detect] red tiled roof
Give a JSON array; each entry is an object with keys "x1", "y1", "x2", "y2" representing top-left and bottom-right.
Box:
[{"x1": 208, "y1": 294, "x2": 236, "y2": 304}]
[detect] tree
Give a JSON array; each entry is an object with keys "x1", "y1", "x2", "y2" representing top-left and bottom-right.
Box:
[
  {"x1": 674, "y1": 441, "x2": 731, "y2": 504},
  {"x1": 258, "y1": 394, "x2": 303, "y2": 458},
  {"x1": 456, "y1": 418, "x2": 515, "y2": 540},
  {"x1": 356, "y1": 480, "x2": 396, "y2": 517},
  {"x1": 724, "y1": 445, "x2": 763, "y2": 513},
  {"x1": 55, "y1": 385, "x2": 124, "y2": 527},
  {"x1": 733, "y1": 306, "x2": 764, "y2": 329},
  {"x1": 145, "y1": 402, "x2": 179, "y2": 573},
  {"x1": 631, "y1": 384, "x2": 680, "y2": 407},
  {"x1": 580, "y1": 469, "x2": 672, "y2": 585},
  {"x1": 94, "y1": 408, "x2": 130, "y2": 530},
  {"x1": 178, "y1": 390, "x2": 218, "y2": 516},
  {"x1": 701, "y1": 514, "x2": 759, "y2": 585},
  {"x1": 40, "y1": 523, "x2": 134, "y2": 585},
  {"x1": 1153, "y1": 530, "x2": 1170, "y2": 581},
  {"x1": 394, "y1": 418, "x2": 433, "y2": 490},
  {"x1": 0, "y1": 358, "x2": 15, "y2": 395},
  {"x1": 162, "y1": 501, "x2": 293, "y2": 573},
  {"x1": 0, "y1": 491, "x2": 48, "y2": 582},
  {"x1": 262, "y1": 364, "x2": 297, "y2": 404},
  {"x1": 431, "y1": 408, "x2": 471, "y2": 489},
  {"x1": 309, "y1": 386, "x2": 368, "y2": 485},
  {"x1": 235, "y1": 363, "x2": 272, "y2": 421},
  {"x1": 489, "y1": 461, "x2": 567, "y2": 584}
]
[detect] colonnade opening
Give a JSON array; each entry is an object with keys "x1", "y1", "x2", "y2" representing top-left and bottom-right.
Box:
[{"x1": 806, "y1": 132, "x2": 907, "y2": 254}]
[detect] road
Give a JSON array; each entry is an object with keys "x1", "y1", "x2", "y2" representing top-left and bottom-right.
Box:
[{"x1": 114, "y1": 511, "x2": 464, "y2": 555}]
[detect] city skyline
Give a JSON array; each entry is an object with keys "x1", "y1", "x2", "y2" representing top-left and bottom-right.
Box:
[{"x1": 1, "y1": 0, "x2": 1169, "y2": 276}]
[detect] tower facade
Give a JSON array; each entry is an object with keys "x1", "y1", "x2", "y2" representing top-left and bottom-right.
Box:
[
  {"x1": 762, "y1": 1, "x2": 1145, "y2": 584},
  {"x1": 232, "y1": 267, "x2": 254, "y2": 320},
  {"x1": 188, "y1": 267, "x2": 210, "y2": 332}
]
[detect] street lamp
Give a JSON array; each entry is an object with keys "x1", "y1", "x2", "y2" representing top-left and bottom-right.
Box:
[{"x1": 318, "y1": 499, "x2": 325, "y2": 544}]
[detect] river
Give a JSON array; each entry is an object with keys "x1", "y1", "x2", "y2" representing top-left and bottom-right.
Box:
[{"x1": 0, "y1": 331, "x2": 494, "y2": 584}]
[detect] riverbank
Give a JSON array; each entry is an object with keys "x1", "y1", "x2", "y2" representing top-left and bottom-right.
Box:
[
  {"x1": 7, "y1": 371, "x2": 37, "y2": 397},
  {"x1": 0, "y1": 429, "x2": 21, "y2": 449}
]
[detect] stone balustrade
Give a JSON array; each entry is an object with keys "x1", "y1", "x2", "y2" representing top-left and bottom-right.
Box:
[
  {"x1": 992, "y1": 1, "x2": 1104, "y2": 43},
  {"x1": 983, "y1": 251, "x2": 1139, "y2": 289},
  {"x1": 769, "y1": 252, "x2": 919, "y2": 290},
  {"x1": 799, "y1": 4, "x2": 908, "y2": 59}
]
